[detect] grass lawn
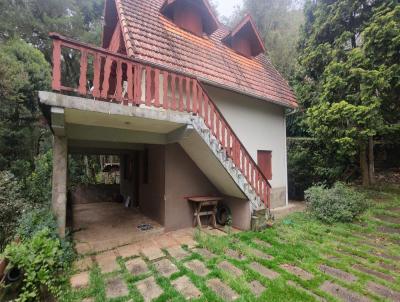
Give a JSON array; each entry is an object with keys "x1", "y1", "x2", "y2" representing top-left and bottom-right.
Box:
[{"x1": 63, "y1": 186, "x2": 400, "y2": 302}]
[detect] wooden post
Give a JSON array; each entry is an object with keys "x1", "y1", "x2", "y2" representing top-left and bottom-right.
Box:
[
  {"x1": 52, "y1": 39, "x2": 62, "y2": 91},
  {"x1": 146, "y1": 66, "x2": 152, "y2": 106},
  {"x1": 78, "y1": 50, "x2": 88, "y2": 95},
  {"x1": 101, "y1": 57, "x2": 112, "y2": 99},
  {"x1": 163, "y1": 71, "x2": 169, "y2": 109},
  {"x1": 127, "y1": 62, "x2": 134, "y2": 102},
  {"x1": 115, "y1": 59, "x2": 123, "y2": 102},
  {"x1": 154, "y1": 69, "x2": 160, "y2": 107},
  {"x1": 92, "y1": 53, "x2": 101, "y2": 98}
]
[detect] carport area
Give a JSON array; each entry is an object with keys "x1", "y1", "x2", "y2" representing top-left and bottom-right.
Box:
[
  {"x1": 67, "y1": 145, "x2": 166, "y2": 253},
  {"x1": 44, "y1": 93, "x2": 194, "y2": 252},
  {"x1": 42, "y1": 92, "x2": 252, "y2": 253},
  {"x1": 72, "y1": 202, "x2": 164, "y2": 254}
]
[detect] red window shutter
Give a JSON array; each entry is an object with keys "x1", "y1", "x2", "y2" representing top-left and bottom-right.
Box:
[{"x1": 257, "y1": 150, "x2": 272, "y2": 180}]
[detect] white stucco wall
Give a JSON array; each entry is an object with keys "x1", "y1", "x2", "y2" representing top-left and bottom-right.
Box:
[{"x1": 204, "y1": 85, "x2": 288, "y2": 208}]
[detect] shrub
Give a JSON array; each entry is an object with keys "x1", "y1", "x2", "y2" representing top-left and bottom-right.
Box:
[
  {"x1": 2, "y1": 228, "x2": 68, "y2": 301},
  {"x1": 0, "y1": 171, "x2": 31, "y2": 251},
  {"x1": 305, "y1": 182, "x2": 367, "y2": 223},
  {"x1": 16, "y1": 208, "x2": 58, "y2": 241},
  {"x1": 16, "y1": 208, "x2": 75, "y2": 265},
  {"x1": 23, "y1": 150, "x2": 53, "y2": 205}
]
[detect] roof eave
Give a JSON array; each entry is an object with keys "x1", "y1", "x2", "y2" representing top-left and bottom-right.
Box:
[{"x1": 200, "y1": 77, "x2": 298, "y2": 109}]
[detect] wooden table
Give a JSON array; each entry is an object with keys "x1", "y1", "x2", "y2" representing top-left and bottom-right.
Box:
[{"x1": 186, "y1": 196, "x2": 223, "y2": 228}]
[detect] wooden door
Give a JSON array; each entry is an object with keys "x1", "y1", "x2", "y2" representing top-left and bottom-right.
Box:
[{"x1": 257, "y1": 150, "x2": 272, "y2": 180}]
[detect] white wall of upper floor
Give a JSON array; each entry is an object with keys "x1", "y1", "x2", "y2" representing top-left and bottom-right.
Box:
[{"x1": 204, "y1": 84, "x2": 288, "y2": 193}]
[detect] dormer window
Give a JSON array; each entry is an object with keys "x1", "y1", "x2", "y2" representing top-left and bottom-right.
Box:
[
  {"x1": 223, "y1": 15, "x2": 265, "y2": 58},
  {"x1": 161, "y1": 0, "x2": 219, "y2": 37}
]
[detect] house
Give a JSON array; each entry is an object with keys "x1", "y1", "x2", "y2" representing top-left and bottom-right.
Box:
[{"x1": 40, "y1": 0, "x2": 297, "y2": 240}]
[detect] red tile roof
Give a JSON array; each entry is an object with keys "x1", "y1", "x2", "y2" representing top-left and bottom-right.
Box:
[{"x1": 114, "y1": 0, "x2": 297, "y2": 108}]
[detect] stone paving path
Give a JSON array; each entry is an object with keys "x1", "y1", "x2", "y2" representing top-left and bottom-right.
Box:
[
  {"x1": 352, "y1": 264, "x2": 396, "y2": 283},
  {"x1": 136, "y1": 276, "x2": 163, "y2": 302},
  {"x1": 218, "y1": 260, "x2": 243, "y2": 277},
  {"x1": 226, "y1": 248, "x2": 247, "y2": 260},
  {"x1": 366, "y1": 281, "x2": 400, "y2": 300},
  {"x1": 248, "y1": 247, "x2": 274, "y2": 260},
  {"x1": 167, "y1": 246, "x2": 190, "y2": 260},
  {"x1": 192, "y1": 247, "x2": 215, "y2": 259},
  {"x1": 154, "y1": 258, "x2": 179, "y2": 277},
  {"x1": 70, "y1": 271, "x2": 90, "y2": 289},
  {"x1": 280, "y1": 264, "x2": 314, "y2": 280},
  {"x1": 105, "y1": 277, "x2": 129, "y2": 299},
  {"x1": 249, "y1": 280, "x2": 266, "y2": 297},
  {"x1": 253, "y1": 238, "x2": 272, "y2": 248},
  {"x1": 287, "y1": 280, "x2": 326, "y2": 302},
  {"x1": 69, "y1": 222, "x2": 400, "y2": 302},
  {"x1": 249, "y1": 262, "x2": 280, "y2": 280},
  {"x1": 171, "y1": 276, "x2": 202, "y2": 300},
  {"x1": 319, "y1": 264, "x2": 358, "y2": 283},
  {"x1": 126, "y1": 258, "x2": 148, "y2": 276},
  {"x1": 320, "y1": 281, "x2": 371, "y2": 302},
  {"x1": 184, "y1": 259, "x2": 210, "y2": 277},
  {"x1": 207, "y1": 278, "x2": 239, "y2": 301}
]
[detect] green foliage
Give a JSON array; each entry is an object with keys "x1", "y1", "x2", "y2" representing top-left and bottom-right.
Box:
[
  {"x1": 361, "y1": 2, "x2": 400, "y2": 132},
  {"x1": 0, "y1": 0, "x2": 104, "y2": 53},
  {"x1": 292, "y1": 0, "x2": 400, "y2": 185},
  {"x1": 68, "y1": 154, "x2": 101, "y2": 189},
  {"x1": 287, "y1": 138, "x2": 351, "y2": 199},
  {"x1": 0, "y1": 0, "x2": 104, "y2": 181},
  {"x1": 16, "y1": 208, "x2": 75, "y2": 265},
  {"x1": 229, "y1": 0, "x2": 304, "y2": 80},
  {"x1": 306, "y1": 100, "x2": 382, "y2": 157},
  {"x1": 23, "y1": 150, "x2": 53, "y2": 205},
  {"x1": 2, "y1": 228, "x2": 70, "y2": 301},
  {"x1": 305, "y1": 182, "x2": 368, "y2": 223},
  {"x1": 0, "y1": 39, "x2": 51, "y2": 177},
  {"x1": 16, "y1": 208, "x2": 57, "y2": 241},
  {"x1": 0, "y1": 171, "x2": 31, "y2": 251}
]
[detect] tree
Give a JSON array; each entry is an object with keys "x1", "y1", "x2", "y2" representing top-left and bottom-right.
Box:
[
  {"x1": 0, "y1": 171, "x2": 30, "y2": 250},
  {"x1": 0, "y1": 0, "x2": 104, "y2": 57},
  {"x1": 0, "y1": 39, "x2": 51, "y2": 177},
  {"x1": 0, "y1": 0, "x2": 105, "y2": 178},
  {"x1": 294, "y1": 0, "x2": 399, "y2": 186}
]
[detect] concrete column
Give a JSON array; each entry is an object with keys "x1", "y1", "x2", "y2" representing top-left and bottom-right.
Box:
[{"x1": 52, "y1": 136, "x2": 68, "y2": 237}]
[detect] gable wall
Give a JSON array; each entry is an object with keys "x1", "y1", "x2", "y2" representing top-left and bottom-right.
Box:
[{"x1": 204, "y1": 85, "x2": 288, "y2": 208}]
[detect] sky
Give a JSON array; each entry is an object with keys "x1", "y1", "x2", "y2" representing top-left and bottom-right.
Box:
[{"x1": 214, "y1": 0, "x2": 243, "y2": 18}]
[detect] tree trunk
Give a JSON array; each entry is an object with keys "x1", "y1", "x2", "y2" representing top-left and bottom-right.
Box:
[
  {"x1": 360, "y1": 145, "x2": 370, "y2": 186},
  {"x1": 368, "y1": 137, "x2": 375, "y2": 185},
  {"x1": 84, "y1": 156, "x2": 90, "y2": 179}
]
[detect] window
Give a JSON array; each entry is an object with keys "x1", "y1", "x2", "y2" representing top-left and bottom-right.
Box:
[{"x1": 257, "y1": 150, "x2": 272, "y2": 180}]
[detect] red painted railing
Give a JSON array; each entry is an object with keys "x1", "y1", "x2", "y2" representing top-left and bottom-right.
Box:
[{"x1": 50, "y1": 33, "x2": 271, "y2": 207}]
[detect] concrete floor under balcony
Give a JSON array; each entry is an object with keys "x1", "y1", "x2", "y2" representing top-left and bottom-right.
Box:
[{"x1": 72, "y1": 201, "x2": 164, "y2": 254}]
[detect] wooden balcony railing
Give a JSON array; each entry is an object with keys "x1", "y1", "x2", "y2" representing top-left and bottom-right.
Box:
[{"x1": 50, "y1": 33, "x2": 271, "y2": 208}]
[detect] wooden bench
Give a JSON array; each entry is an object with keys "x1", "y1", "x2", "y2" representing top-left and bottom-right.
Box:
[{"x1": 186, "y1": 196, "x2": 223, "y2": 228}]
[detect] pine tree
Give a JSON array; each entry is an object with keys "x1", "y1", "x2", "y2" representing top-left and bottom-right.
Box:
[{"x1": 294, "y1": 0, "x2": 399, "y2": 186}]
